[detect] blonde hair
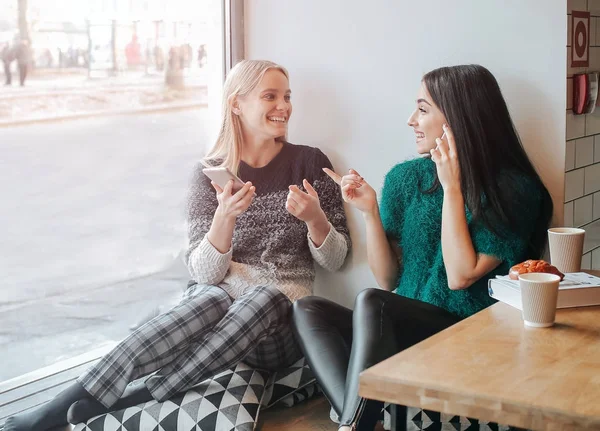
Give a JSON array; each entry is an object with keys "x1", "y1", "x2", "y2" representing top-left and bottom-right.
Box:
[{"x1": 203, "y1": 59, "x2": 290, "y2": 174}]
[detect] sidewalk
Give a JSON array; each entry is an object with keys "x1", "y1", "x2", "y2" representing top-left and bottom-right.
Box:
[
  {"x1": 0, "y1": 109, "x2": 207, "y2": 382},
  {"x1": 0, "y1": 260, "x2": 185, "y2": 381},
  {"x1": 0, "y1": 69, "x2": 208, "y2": 126}
]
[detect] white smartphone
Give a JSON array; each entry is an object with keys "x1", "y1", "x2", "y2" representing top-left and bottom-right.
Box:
[{"x1": 202, "y1": 167, "x2": 246, "y2": 192}]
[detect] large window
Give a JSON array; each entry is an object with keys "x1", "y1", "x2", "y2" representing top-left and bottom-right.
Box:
[{"x1": 0, "y1": 0, "x2": 240, "y2": 401}]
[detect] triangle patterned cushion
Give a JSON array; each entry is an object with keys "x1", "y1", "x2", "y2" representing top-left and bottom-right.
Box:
[
  {"x1": 72, "y1": 362, "x2": 270, "y2": 431},
  {"x1": 263, "y1": 357, "x2": 321, "y2": 408}
]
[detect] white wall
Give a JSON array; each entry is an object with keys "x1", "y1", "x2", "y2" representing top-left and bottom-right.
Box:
[{"x1": 245, "y1": 0, "x2": 567, "y2": 306}]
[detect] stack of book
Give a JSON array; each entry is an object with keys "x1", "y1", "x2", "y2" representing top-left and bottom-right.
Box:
[{"x1": 488, "y1": 272, "x2": 600, "y2": 310}]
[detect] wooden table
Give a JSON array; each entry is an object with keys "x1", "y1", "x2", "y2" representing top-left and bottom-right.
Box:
[{"x1": 359, "y1": 299, "x2": 600, "y2": 430}]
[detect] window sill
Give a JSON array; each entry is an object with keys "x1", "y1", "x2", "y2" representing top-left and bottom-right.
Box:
[{"x1": 0, "y1": 343, "x2": 115, "y2": 428}]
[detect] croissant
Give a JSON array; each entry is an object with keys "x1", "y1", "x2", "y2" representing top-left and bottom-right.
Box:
[{"x1": 508, "y1": 259, "x2": 565, "y2": 281}]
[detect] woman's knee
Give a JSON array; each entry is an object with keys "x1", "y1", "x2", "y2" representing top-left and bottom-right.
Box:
[
  {"x1": 186, "y1": 284, "x2": 231, "y2": 314},
  {"x1": 293, "y1": 295, "x2": 329, "y2": 315},
  {"x1": 353, "y1": 288, "x2": 398, "y2": 324},
  {"x1": 354, "y1": 287, "x2": 385, "y2": 310},
  {"x1": 292, "y1": 296, "x2": 334, "y2": 327},
  {"x1": 232, "y1": 286, "x2": 292, "y2": 329}
]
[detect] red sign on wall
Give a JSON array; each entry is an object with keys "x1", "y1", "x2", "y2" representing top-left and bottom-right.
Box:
[{"x1": 572, "y1": 10, "x2": 591, "y2": 67}]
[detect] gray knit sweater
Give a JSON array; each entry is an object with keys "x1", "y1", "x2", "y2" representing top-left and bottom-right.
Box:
[{"x1": 186, "y1": 143, "x2": 351, "y2": 302}]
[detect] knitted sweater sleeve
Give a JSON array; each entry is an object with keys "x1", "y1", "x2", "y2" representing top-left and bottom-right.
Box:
[
  {"x1": 308, "y1": 150, "x2": 351, "y2": 271},
  {"x1": 185, "y1": 164, "x2": 232, "y2": 285}
]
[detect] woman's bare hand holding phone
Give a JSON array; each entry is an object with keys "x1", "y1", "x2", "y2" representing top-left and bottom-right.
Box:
[
  {"x1": 207, "y1": 180, "x2": 255, "y2": 253},
  {"x1": 430, "y1": 124, "x2": 461, "y2": 192},
  {"x1": 212, "y1": 180, "x2": 256, "y2": 220}
]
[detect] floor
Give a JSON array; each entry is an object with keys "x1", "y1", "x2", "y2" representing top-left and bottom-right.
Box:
[
  {"x1": 260, "y1": 396, "x2": 337, "y2": 430},
  {"x1": 260, "y1": 396, "x2": 386, "y2": 431}
]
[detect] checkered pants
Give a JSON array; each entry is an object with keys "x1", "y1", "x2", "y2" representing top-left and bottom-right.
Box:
[{"x1": 78, "y1": 284, "x2": 302, "y2": 408}]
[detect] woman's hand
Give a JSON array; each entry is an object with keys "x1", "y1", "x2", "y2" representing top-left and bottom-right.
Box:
[
  {"x1": 212, "y1": 179, "x2": 255, "y2": 220},
  {"x1": 430, "y1": 123, "x2": 461, "y2": 192},
  {"x1": 323, "y1": 168, "x2": 377, "y2": 214},
  {"x1": 286, "y1": 179, "x2": 328, "y2": 226}
]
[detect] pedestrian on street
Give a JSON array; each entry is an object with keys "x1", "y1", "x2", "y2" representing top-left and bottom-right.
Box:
[
  {"x1": 153, "y1": 45, "x2": 164, "y2": 71},
  {"x1": 1, "y1": 42, "x2": 14, "y2": 86},
  {"x1": 4, "y1": 59, "x2": 351, "y2": 431},
  {"x1": 197, "y1": 43, "x2": 207, "y2": 68},
  {"x1": 15, "y1": 39, "x2": 32, "y2": 87}
]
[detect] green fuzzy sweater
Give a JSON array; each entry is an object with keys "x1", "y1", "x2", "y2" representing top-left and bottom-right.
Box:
[{"x1": 379, "y1": 157, "x2": 544, "y2": 319}]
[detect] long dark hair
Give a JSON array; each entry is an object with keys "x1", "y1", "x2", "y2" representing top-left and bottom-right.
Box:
[{"x1": 422, "y1": 64, "x2": 552, "y2": 258}]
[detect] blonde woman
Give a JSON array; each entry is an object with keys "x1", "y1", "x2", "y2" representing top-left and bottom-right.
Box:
[{"x1": 5, "y1": 60, "x2": 350, "y2": 431}]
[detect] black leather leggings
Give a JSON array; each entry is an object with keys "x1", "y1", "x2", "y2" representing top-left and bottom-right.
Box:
[{"x1": 292, "y1": 288, "x2": 460, "y2": 430}]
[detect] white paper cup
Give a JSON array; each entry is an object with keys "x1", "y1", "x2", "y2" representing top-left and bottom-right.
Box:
[
  {"x1": 518, "y1": 273, "x2": 561, "y2": 328},
  {"x1": 547, "y1": 227, "x2": 585, "y2": 273}
]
